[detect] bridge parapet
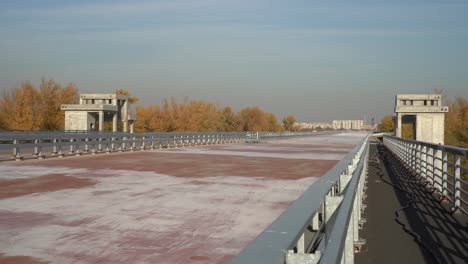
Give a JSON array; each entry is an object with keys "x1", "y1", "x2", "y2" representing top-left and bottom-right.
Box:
[
  {"x1": 231, "y1": 135, "x2": 369, "y2": 264},
  {"x1": 383, "y1": 135, "x2": 468, "y2": 215},
  {"x1": 0, "y1": 131, "x2": 318, "y2": 161}
]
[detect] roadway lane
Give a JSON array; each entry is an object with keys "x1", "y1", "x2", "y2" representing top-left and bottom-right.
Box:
[{"x1": 0, "y1": 132, "x2": 367, "y2": 264}]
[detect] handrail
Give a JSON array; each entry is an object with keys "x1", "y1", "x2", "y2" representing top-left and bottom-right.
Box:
[
  {"x1": 383, "y1": 135, "x2": 468, "y2": 156},
  {"x1": 0, "y1": 131, "x2": 319, "y2": 161},
  {"x1": 231, "y1": 136, "x2": 369, "y2": 264},
  {"x1": 383, "y1": 135, "x2": 467, "y2": 215}
]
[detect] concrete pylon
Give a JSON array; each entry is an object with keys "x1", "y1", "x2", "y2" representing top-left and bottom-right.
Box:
[
  {"x1": 98, "y1": 111, "x2": 104, "y2": 132},
  {"x1": 113, "y1": 113, "x2": 118, "y2": 132},
  {"x1": 123, "y1": 100, "x2": 128, "y2": 133},
  {"x1": 394, "y1": 94, "x2": 448, "y2": 144}
]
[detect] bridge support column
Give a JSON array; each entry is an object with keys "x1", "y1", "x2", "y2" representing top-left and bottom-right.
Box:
[
  {"x1": 123, "y1": 100, "x2": 128, "y2": 133},
  {"x1": 98, "y1": 111, "x2": 104, "y2": 132},
  {"x1": 113, "y1": 113, "x2": 118, "y2": 132},
  {"x1": 396, "y1": 114, "x2": 402, "y2": 138}
]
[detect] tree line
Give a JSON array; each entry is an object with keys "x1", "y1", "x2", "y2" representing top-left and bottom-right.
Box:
[
  {"x1": 0, "y1": 79, "x2": 78, "y2": 130},
  {"x1": 133, "y1": 98, "x2": 288, "y2": 132},
  {"x1": 0, "y1": 79, "x2": 295, "y2": 132}
]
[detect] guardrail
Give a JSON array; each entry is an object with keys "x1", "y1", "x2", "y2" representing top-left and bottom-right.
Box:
[
  {"x1": 383, "y1": 135, "x2": 468, "y2": 215},
  {"x1": 231, "y1": 135, "x2": 369, "y2": 264},
  {"x1": 0, "y1": 131, "x2": 318, "y2": 161}
]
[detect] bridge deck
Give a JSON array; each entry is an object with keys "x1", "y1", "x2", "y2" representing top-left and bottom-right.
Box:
[
  {"x1": 0, "y1": 132, "x2": 366, "y2": 264},
  {"x1": 356, "y1": 140, "x2": 468, "y2": 264}
]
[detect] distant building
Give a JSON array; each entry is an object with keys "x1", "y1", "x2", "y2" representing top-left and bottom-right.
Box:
[
  {"x1": 332, "y1": 120, "x2": 364, "y2": 130},
  {"x1": 296, "y1": 122, "x2": 334, "y2": 130},
  {"x1": 61, "y1": 93, "x2": 136, "y2": 132}
]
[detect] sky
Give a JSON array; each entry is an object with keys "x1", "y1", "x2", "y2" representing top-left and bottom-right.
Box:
[{"x1": 1, "y1": 0, "x2": 467, "y2": 122}]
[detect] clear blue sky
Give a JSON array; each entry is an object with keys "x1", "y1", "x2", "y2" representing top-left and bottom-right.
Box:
[{"x1": 1, "y1": 0, "x2": 467, "y2": 122}]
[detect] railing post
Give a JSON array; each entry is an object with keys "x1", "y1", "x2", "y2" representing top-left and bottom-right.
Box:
[
  {"x1": 427, "y1": 146, "x2": 434, "y2": 186},
  {"x1": 69, "y1": 138, "x2": 75, "y2": 154},
  {"x1": 442, "y1": 149, "x2": 448, "y2": 198},
  {"x1": 52, "y1": 138, "x2": 58, "y2": 155},
  {"x1": 416, "y1": 144, "x2": 421, "y2": 175},
  {"x1": 110, "y1": 137, "x2": 116, "y2": 152},
  {"x1": 131, "y1": 135, "x2": 137, "y2": 151},
  {"x1": 57, "y1": 138, "x2": 64, "y2": 157},
  {"x1": 13, "y1": 138, "x2": 22, "y2": 160},
  {"x1": 84, "y1": 137, "x2": 89, "y2": 153},
  {"x1": 421, "y1": 145, "x2": 427, "y2": 180},
  {"x1": 141, "y1": 136, "x2": 146, "y2": 150},
  {"x1": 98, "y1": 137, "x2": 103, "y2": 152},
  {"x1": 454, "y1": 155, "x2": 461, "y2": 210},
  {"x1": 342, "y1": 217, "x2": 353, "y2": 263},
  {"x1": 434, "y1": 148, "x2": 443, "y2": 193},
  {"x1": 75, "y1": 137, "x2": 81, "y2": 155},
  {"x1": 33, "y1": 138, "x2": 40, "y2": 156}
]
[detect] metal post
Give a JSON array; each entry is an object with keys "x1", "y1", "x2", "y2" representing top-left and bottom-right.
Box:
[
  {"x1": 427, "y1": 147, "x2": 434, "y2": 185},
  {"x1": 416, "y1": 144, "x2": 421, "y2": 174},
  {"x1": 52, "y1": 138, "x2": 58, "y2": 154},
  {"x1": 33, "y1": 138, "x2": 39, "y2": 156},
  {"x1": 69, "y1": 138, "x2": 75, "y2": 154},
  {"x1": 84, "y1": 137, "x2": 90, "y2": 153},
  {"x1": 442, "y1": 150, "x2": 448, "y2": 197},
  {"x1": 454, "y1": 155, "x2": 461, "y2": 210},
  {"x1": 141, "y1": 136, "x2": 146, "y2": 150},
  {"x1": 434, "y1": 148, "x2": 443, "y2": 193},
  {"x1": 13, "y1": 139, "x2": 21, "y2": 160},
  {"x1": 98, "y1": 137, "x2": 103, "y2": 152},
  {"x1": 421, "y1": 145, "x2": 427, "y2": 180}
]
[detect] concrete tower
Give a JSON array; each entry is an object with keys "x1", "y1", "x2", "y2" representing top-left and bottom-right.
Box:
[
  {"x1": 61, "y1": 93, "x2": 136, "y2": 132},
  {"x1": 394, "y1": 94, "x2": 448, "y2": 144}
]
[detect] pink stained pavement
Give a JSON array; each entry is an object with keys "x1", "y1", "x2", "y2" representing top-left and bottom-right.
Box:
[{"x1": 0, "y1": 132, "x2": 367, "y2": 264}]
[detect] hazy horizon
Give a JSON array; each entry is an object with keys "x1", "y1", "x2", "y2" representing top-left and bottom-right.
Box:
[{"x1": 1, "y1": 0, "x2": 467, "y2": 123}]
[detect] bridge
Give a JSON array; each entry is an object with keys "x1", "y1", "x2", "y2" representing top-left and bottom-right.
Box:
[{"x1": 0, "y1": 130, "x2": 466, "y2": 263}]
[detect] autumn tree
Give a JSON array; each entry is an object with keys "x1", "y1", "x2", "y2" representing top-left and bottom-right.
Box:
[
  {"x1": 134, "y1": 98, "x2": 284, "y2": 133},
  {"x1": 115, "y1": 89, "x2": 139, "y2": 104},
  {"x1": 135, "y1": 105, "x2": 161, "y2": 132},
  {"x1": 0, "y1": 79, "x2": 78, "y2": 130},
  {"x1": 445, "y1": 96, "x2": 467, "y2": 148},
  {"x1": 0, "y1": 82, "x2": 39, "y2": 130},
  {"x1": 221, "y1": 106, "x2": 241, "y2": 132},
  {"x1": 282, "y1": 115, "x2": 297, "y2": 131},
  {"x1": 266, "y1": 113, "x2": 281, "y2": 132},
  {"x1": 238, "y1": 107, "x2": 268, "y2": 132},
  {"x1": 378, "y1": 115, "x2": 394, "y2": 132},
  {"x1": 401, "y1": 124, "x2": 414, "y2": 139},
  {"x1": 38, "y1": 79, "x2": 79, "y2": 130}
]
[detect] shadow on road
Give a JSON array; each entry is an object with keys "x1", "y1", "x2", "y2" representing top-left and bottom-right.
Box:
[{"x1": 379, "y1": 142, "x2": 468, "y2": 263}]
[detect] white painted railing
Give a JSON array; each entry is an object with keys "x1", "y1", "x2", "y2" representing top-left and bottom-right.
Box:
[
  {"x1": 383, "y1": 135, "x2": 468, "y2": 215},
  {"x1": 231, "y1": 136, "x2": 369, "y2": 264}
]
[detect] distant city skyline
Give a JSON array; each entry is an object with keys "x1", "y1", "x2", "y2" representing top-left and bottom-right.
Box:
[{"x1": 1, "y1": 0, "x2": 467, "y2": 122}]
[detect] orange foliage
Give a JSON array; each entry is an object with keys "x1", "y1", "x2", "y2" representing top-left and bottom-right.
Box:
[
  {"x1": 135, "y1": 97, "x2": 286, "y2": 132},
  {"x1": 0, "y1": 80, "x2": 295, "y2": 133},
  {"x1": 0, "y1": 79, "x2": 78, "y2": 130}
]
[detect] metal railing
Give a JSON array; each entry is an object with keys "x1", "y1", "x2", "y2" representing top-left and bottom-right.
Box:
[
  {"x1": 0, "y1": 131, "x2": 318, "y2": 161},
  {"x1": 383, "y1": 135, "x2": 468, "y2": 215},
  {"x1": 231, "y1": 135, "x2": 369, "y2": 264}
]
